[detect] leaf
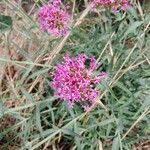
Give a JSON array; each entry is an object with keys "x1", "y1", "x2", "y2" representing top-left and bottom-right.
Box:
[
  {"x1": 29, "y1": 68, "x2": 49, "y2": 79},
  {"x1": 0, "y1": 101, "x2": 4, "y2": 118},
  {"x1": 61, "y1": 129, "x2": 82, "y2": 138},
  {"x1": 133, "y1": 94, "x2": 150, "y2": 118},
  {"x1": 87, "y1": 118, "x2": 116, "y2": 129},
  {"x1": 21, "y1": 88, "x2": 35, "y2": 103},
  {"x1": 112, "y1": 136, "x2": 120, "y2": 150},
  {"x1": 142, "y1": 95, "x2": 150, "y2": 108},
  {"x1": 35, "y1": 104, "x2": 43, "y2": 136},
  {"x1": 122, "y1": 21, "x2": 142, "y2": 39},
  {"x1": 115, "y1": 81, "x2": 133, "y2": 96},
  {"x1": 0, "y1": 15, "x2": 12, "y2": 31}
]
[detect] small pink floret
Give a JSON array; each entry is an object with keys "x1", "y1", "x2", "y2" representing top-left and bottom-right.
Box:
[{"x1": 51, "y1": 54, "x2": 107, "y2": 111}]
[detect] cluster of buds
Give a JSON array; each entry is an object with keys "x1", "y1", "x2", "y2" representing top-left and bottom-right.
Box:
[
  {"x1": 51, "y1": 54, "x2": 107, "y2": 111},
  {"x1": 38, "y1": 0, "x2": 70, "y2": 36},
  {"x1": 92, "y1": 0, "x2": 131, "y2": 12}
]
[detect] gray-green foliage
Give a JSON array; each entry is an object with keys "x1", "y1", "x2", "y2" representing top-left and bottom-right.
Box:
[
  {"x1": 0, "y1": 15, "x2": 12, "y2": 31},
  {"x1": 0, "y1": 0, "x2": 150, "y2": 149}
]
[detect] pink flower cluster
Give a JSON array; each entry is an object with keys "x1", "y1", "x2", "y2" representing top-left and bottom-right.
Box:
[
  {"x1": 38, "y1": 0, "x2": 70, "y2": 36},
  {"x1": 92, "y1": 0, "x2": 130, "y2": 12},
  {"x1": 51, "y1": 54, "x2": 107, "y2": 110}
]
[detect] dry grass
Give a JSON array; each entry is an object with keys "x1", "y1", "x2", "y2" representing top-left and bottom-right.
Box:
[{"x1": 0, "y1": 0, "x2": 150, "y2": 149}]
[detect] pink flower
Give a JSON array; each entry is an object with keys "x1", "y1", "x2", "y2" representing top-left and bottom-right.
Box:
[
  {"x1": 38, "y1": 0, "x2": 70, "y2": 36},
  {"x1": 51, "y1": 54, "x2": 107, "y2": 111},
  {"x1": 92, "y1": 0, "x2": 131, "y2": 12}
]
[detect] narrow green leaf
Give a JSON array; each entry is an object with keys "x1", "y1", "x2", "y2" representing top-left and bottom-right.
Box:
[
  {"x1": 122, "y1": 21, "x2": 142, "y2": 39},
  {"x1": 0, "y1": 15, "x2": 12, "y2": 31},
  {"x1": 112, "y1": 136, "x2": 120, "y2": 150}
]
